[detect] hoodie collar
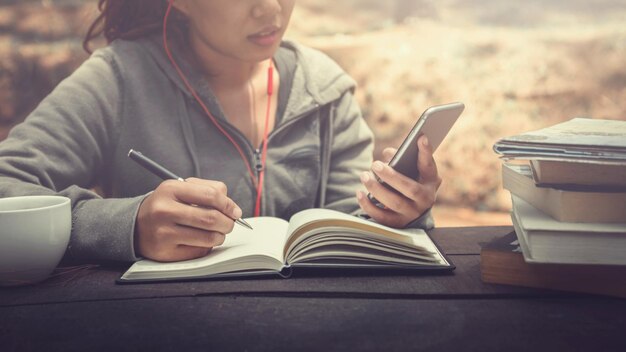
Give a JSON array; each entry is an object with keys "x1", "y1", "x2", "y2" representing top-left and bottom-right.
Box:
[{"x1": 137, "y1": 33, "x2": 356, "y2": 125}]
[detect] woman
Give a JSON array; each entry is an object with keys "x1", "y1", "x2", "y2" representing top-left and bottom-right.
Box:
[{"x1": 0, "y1": 0, "x2": 441, "y2": 263}]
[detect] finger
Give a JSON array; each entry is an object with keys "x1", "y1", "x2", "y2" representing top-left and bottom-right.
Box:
[
  {"x1": 185, "y1": 178, "x2": 228, "y2": 195},
  {"x1": 360, "y1": 171, "x2": 413, "y2": 214},
  {"x1": 151, "y1": 245, "x2": 211, "y2": 263},
  {"x1": 355, "y1": 190, "x2": 397, "y2": 225},
  {"x1": 417, "y1": 135, "x2": 440, "y2": 184},
  {"x1": 371, "y1": 161, "x2": 432, "y2": 206},
  {"x1": 382, "y1": 147, "x2": 397, "y2": 163},
  {"x1": 171, "y1": 202, "x2": 235, "y2": 234},
  {"x1": 174, "y1": 225, "x2": 226, "y2": 248},
  {"x1": 165, "y1": 181, "x2": 242, "y2": 219}
]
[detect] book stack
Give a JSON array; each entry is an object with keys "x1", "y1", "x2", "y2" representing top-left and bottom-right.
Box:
[{"x1": 482, "y1": 118, "x2": 626, "y2": 297}]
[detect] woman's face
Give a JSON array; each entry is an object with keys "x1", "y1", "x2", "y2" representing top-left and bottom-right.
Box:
[{"x1": 173, "y1": 0, "x2": 295, "y2": 63}]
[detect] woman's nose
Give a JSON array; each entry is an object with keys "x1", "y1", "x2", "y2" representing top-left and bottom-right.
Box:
[{"x1": 251, "y1": 0, "x2": 282, "y2": 19}]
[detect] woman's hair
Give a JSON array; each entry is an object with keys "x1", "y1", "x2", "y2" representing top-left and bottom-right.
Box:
[{"x1": 83, "y1": 0, "x2": 186, "y2": 54}]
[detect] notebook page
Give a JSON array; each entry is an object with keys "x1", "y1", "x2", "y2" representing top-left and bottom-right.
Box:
[
  {"x1": 283, "y1": 208, "x2": 441, "y2": 260},
  {"x1": 122, "y1": 217, "x2": 289, "y2": 279}
]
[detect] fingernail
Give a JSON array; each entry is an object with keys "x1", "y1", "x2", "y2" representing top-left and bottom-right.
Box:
[
  {"x1": 360, "y1": 172, "x2": 370, "y2": 184},
  {"x1": 422, "y1": 136, "x2": 430, "y2": 148},
  {"x1": 232, "y1": 206, "x2": 242, "y2": 219},
  {"x1": 372, "y1": 161, "x2": 384, "y2": 173}
]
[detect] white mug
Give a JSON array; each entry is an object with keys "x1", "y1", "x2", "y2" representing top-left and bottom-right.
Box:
[{"x1": 0, "y1": 195, "x2": 71, "y2": 286}]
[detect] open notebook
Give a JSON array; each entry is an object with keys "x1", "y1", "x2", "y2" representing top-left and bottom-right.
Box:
[{"x1": 118, "y1": 208, "x2": 454, "y2": 283}]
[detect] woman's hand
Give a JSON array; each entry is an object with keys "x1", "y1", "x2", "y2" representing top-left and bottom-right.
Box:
[
  {"x1": 135, "y1": 178, "x2": 242, "y2": 262},
  {"x1": 356, "y1": 135, "x2": 442, "y2": 228}
]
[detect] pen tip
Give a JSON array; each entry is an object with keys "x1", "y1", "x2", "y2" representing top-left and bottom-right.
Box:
[
  {"x1": 128, "y1": 149, "x2": 134, "y2": 157},
  {"x1": 237, "y1": 218, "x2": 254, "y2": 230}
]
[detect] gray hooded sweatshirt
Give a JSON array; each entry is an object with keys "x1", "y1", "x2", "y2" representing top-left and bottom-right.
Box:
[{"x1": 0, "y1": 34, "x2": 434, "y2": 263}]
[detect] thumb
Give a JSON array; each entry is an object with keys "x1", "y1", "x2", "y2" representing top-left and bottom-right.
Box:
[{"x1": 382, "y1": 147, "x2": 397, "y2": 163}]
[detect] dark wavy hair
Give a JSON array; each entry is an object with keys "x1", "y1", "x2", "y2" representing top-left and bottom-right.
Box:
[{"x1": 83, "y1": 0, "x2": 186, "y2": 54}]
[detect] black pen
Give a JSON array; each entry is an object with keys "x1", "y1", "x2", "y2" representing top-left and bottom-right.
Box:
[{"x1": 128, "y1": 149, "x2": 253, "y2": 230}]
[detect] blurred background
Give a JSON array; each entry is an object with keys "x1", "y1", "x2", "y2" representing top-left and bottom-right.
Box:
[{"x1": 1, "y1": 0, "x2": 625, "y2": 226}]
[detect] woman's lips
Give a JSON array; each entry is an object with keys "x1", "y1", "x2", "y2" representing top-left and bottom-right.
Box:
[{"x1": 248, "y1": 28, "x2": 281, "y2": 47}]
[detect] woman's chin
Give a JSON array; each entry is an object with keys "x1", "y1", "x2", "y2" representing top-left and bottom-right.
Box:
[{"x1": 242, "y1": 42, "x2": 282, "y2": 61}]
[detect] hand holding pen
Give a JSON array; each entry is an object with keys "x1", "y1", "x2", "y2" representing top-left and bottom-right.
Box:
[{"x1": 128, "y1": 149, "x2": 252, "y2": 262}]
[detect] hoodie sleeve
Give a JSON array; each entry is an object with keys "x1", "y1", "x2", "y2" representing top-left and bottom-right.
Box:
[
  {"x1": 322, "y1": 90, "x2": 435, "y2": 231},
  {"x1": 0, "y1": 51, "x2": 149, "y2": 263}
]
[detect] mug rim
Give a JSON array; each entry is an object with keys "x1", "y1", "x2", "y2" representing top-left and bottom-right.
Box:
[{"x1": 0, "y1": 195, "x2": 71, "y2": 214}]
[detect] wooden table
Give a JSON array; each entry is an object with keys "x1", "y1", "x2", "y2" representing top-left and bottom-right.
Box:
[{"x1": 1, "y1": 227, "x2": 625, "y2": 351}]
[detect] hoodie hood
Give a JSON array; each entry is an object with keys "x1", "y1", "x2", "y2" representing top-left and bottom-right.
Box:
[{"x1": 138, "y1": 33, "x2": 357, "y2": 126}]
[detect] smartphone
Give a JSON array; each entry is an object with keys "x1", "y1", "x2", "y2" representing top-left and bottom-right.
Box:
[{"x1": 367, "y1": 102, "x2": 465, "y2": 206}]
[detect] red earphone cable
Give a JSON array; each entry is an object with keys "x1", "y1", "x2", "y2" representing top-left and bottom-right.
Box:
[
  {"x1": 163, "y1": 2, "x2": 273, "y2": 217},
  {"x1": 254, "y1": 64, "x2": 274, "y2": 217}
]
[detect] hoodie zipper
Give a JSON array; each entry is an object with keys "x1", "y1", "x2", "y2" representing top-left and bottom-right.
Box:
[
  {"x1": 227, "y1": 104, "x2": 321, "y2": 214},
  {"x1": 253, "y1": 148, "x2": 263, "y2": 180},
  {"x1": 222, "y1": 103, "x2": 322, "y2": 164}
]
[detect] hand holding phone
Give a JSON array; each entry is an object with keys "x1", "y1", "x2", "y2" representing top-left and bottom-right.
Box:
[{"x1": 367, "y1": 102, "x2": 465, "y2": 207}]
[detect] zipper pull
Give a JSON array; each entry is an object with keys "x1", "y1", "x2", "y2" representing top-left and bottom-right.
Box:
[{"x1": 254, "y1": 148, "x2": 263, "y2": 175}]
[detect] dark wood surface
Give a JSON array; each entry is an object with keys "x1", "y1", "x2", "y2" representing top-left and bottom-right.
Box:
[{"x1": 1, "y1": 226, "x2": 625, "y2": 351}]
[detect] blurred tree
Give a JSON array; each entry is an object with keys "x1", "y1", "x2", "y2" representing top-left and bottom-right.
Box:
[{"x1": 393, "y1": 0, "x2": 437, "y2": 23}]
